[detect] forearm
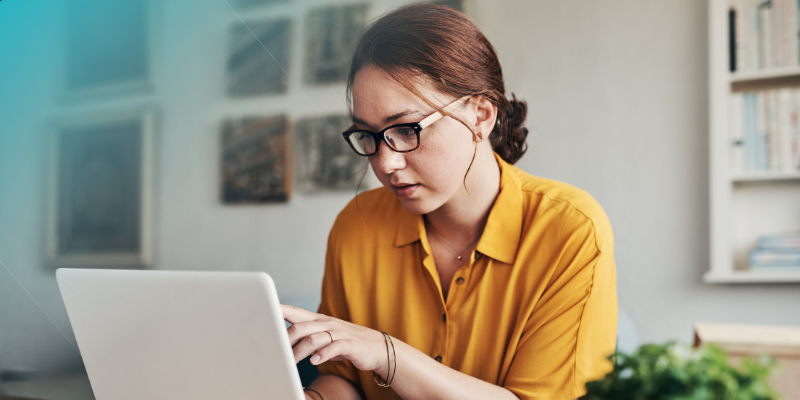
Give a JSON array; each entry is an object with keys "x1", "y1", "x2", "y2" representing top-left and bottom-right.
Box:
[
  {"x1": 381, "y1": 338, "x2": 519, "y2": 400},
  {"x1": 306, "y1": 374, "x2": 363, "y2": 400}
]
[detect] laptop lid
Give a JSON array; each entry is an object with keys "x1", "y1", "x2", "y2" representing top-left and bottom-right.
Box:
[{"x1": 56, "y1": 268, "x2": 304, "y2": 400}]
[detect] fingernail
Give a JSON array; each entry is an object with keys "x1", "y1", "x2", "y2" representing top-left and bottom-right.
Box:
[{"x1": 311, "y1": 355, "x2": 320, "y2": 364}]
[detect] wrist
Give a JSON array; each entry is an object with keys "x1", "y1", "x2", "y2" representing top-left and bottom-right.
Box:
[
  {"x1": 372, "y1": 331, "x2": 397, "y2": 387},
  {"x1": 371, "y1": 330, "x2": 389, "y2": 375}
]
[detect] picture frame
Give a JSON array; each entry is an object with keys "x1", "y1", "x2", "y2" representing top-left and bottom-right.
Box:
[
  {"x1": 227, "y1": 18, "x2": 292, "y2": 97},
  {"x1": 304, "y1": 3, "x2": 369, "y2": 85},
  {"x1": 46, "y1": 106, "x2": 156, "y2": 268},
  {"x1": 220, "y1": 114, "x2": 292, "y2": 203},
  {"x1": 60, "y1": 0, "x2": 160, "y2": 102},
  {"x1": 430, "y1": 0, "x2": 469, "y2": 14},
  {"x1": 231, "y1": 0, "x2": 290, "y2": 10},
  {"x1": 294, "y1": 114, "x2": 371, "y2": 193}
]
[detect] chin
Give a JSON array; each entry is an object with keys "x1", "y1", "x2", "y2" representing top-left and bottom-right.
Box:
[{"x1": 397, "y1": 197, "x2": 438, "y2": 215}]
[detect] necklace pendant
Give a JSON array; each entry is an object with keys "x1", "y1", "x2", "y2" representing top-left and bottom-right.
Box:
[{"x1": 457, "y1": 255, "x2": 462, "y2": 260}]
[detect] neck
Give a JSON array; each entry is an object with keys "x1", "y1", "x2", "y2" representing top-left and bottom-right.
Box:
[{"x1": 424, "y1": 145, "x2": 501, "y2": 245}]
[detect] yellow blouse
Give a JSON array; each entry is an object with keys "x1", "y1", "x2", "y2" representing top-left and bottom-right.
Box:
[{"x1": 317, "y1": 154, "x2": 617, "y2": 400}]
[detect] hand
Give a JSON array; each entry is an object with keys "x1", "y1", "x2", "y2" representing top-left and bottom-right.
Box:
[{"x1": 282, "y1": 304, "x2": 388, "y2": 375}]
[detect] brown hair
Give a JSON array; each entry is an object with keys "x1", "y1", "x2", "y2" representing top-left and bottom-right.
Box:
[{"x1": 346, "y1": 3, "x2": 528, "y2": 164}]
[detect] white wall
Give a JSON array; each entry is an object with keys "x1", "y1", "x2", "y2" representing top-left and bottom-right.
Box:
[{"x1": 1, "y1": 0, "x2": 799, "y2": 376}]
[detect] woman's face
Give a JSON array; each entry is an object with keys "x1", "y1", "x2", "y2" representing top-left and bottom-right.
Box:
[{"x1": 351, "y1": 66, "x2": 480, "y2": 215}]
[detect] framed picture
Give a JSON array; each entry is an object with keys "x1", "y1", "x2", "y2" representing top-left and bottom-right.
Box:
[
  {"x1": 46, "y1": 107, "x2": 156, "y2": 267},
  {"x1": 231, "y1": 0, "x2": 289, "y2": 10},
  {"x1": 304, "y1": 3, "x2": 369, "y2": 85},
  {"x1": 228, "y1": 18, "x2": 292, "y2": 97},
  {"x1": 220, "y1": 115, "x2": 292, "y2": 203},
  {"x1": 61, "y1": 0, "x2": 159, "y2": 101},
  {"x1": 431, "y1": 0, "x2": 469, "y2": 13},
  {"x1": 294, "y1": 114, "x2": 371, "y2": 193}
]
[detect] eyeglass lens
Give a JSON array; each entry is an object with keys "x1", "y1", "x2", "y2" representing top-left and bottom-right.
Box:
[{"x1": 347, "y1": 126, "x2": 418, "y2": 155}]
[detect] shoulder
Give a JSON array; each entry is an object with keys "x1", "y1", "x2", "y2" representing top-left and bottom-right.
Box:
[{"x1": 508, "y1": 164, "x2": 613, "y2": 254}]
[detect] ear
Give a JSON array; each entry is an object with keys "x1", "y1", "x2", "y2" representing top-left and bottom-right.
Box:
[{"x1": 469, "y1": 95, "x2": 497, "y2": 143}]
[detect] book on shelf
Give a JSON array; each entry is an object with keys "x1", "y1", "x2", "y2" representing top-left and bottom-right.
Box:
[
  {"x1": 758, "y1": 232, "x2": 800, "y2": 248},
  {"x1": 729, "y1": 88, "x2": 800, "y2": 174},
  {"x1": 750, "y1": 249, "x2": 800, "y2": 267},
  {"x1": 729, "y1": 0, "x2": 800, "y2": 73},
  {"x1": 749, "y1": 232, "x2": 800, "y2": 269}
]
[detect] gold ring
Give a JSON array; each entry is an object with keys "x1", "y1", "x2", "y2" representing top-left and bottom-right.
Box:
[{"x1": 324, "y1": 330, "x2": 334, "y2": 343}]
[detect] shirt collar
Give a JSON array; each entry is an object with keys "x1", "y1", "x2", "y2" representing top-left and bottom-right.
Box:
[{"x1": 394, "y1": 153, "x2": 524, "y2": 265}]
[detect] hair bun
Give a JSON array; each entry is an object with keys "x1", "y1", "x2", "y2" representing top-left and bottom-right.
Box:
[{"x1": 491, "y1": 94, "x2": 528, "y2": 164}]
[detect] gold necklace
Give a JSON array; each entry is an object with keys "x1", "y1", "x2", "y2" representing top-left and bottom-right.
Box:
[{"x1": 427, "y1": 223, "x2": 481, "y2": 261}]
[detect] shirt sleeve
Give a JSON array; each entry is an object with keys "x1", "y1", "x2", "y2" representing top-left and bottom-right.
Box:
[
  {"x1": 503, "y1": 205, "x2": 618, "y2": 400},
  {"x1": 315, "y1": 223, "x2": 362, "y2": 388}
]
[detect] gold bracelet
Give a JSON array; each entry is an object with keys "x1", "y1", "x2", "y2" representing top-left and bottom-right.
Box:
[
  {"x1": 372, "y1": 331, "x2": 397, "y2": 387},
  {"x1": 386, "y1": 334, "x2": 397, "y2": 385},
  {"x1": 303, "y1": 387, "x2": 325, "y2": 400},
  {"x1": 373, "y1": 332, "x2": 391, "y2": 387}
]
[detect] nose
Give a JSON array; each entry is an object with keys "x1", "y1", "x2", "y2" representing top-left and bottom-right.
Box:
[{"x1": 371, "y1": 139, "x2": 407, "y2": 175}]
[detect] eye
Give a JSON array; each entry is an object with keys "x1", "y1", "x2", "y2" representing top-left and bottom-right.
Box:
[{"x1": 395, "y1": 126, "x2": 416, "y2": 136}]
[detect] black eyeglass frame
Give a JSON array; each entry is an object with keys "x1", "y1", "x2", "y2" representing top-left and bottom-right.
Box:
[
  {"x1": 341, "y1": 122, "x2": 423, "y2": 157},
  {"x1": 341, "y1": 95, "x2": 471, "y2": 157}
]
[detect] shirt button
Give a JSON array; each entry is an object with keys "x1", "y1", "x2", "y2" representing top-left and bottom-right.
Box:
[
  {"x1": 456, "y1": 277, "x2": 465, "y2": 285},
  {"x1": 442, "y1": 313, "x2": 447, "y2": 322},
  {"x1": 434, "y1": 355, "x2": 442, "y2": 363}
]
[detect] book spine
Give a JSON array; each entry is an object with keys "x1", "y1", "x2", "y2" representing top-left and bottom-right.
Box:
[
  {"x1": 731, "y1": 93, "x2": 746, "y2": 173},
  {"x1": 757, "y1": 91, "x2": 769, "y2": 170},
  {"x1": 794, "y1": 88, "x2": 800, "y2": 169},
  {"x1": 750, "y1": 3, "x2": 762, "y2": 70},
  {"x1": 774, "y1": 0, "x2": 785, "y2": 67},
  {"x1": 769, "y1": 90, "x2": 780, "y2": 170},
  {"x1": 785, "y1": 0, "x2": 799, "y2": 66},
  {"x1": 758, "y1": 234, "x2": 800, "y2": 248},
  {"x1": 778, "y1": 88, "x2": 794, "y2": 171},
  {"x1": 750, "y1": 248, "x2": 800, "y2": 266},
  {"x1": 731, "y1": 8, "x2": 738, "y2": 72},
  {"x1": 760, "y1": 1, "x2": 773, "y2": 68},
  {"x1": 736, "y1": 1, "x2": 748, "y2": 71},
  {"x1": 745, "y1": 92, "x2": 758, "y2": 171}
]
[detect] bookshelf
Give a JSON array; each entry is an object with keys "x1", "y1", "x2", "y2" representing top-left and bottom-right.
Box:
[
  {"x1": 730, "y1": 66, "x2": 800, "y2": 83},
  {"x1": 707, "y1": 0, "x2": 800, "y2": 283}
]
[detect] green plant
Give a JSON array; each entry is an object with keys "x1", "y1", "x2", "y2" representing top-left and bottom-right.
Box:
[{"x1": 583, "y1": 342, "x2": 779, "y2": 400}]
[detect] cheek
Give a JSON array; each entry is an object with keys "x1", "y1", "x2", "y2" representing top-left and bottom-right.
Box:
[{"x1": 415, "y1": 125, "x2": 476, "y2": 189}]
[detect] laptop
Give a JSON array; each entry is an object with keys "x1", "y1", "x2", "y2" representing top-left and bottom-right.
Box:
[{"x1": 56, "y1": 268, "x2": 305, "y2": 400}]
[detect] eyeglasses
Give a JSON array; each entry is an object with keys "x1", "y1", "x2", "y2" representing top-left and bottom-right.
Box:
[{"x1": 342, "y1": 95, "x2": 470, "y2": 156}]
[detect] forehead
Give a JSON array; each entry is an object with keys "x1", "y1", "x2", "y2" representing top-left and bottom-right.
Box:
[{"x1": 351, "y1": 67, "x2": 441, "y2": 127}]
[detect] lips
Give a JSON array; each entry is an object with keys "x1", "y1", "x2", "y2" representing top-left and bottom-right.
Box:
[{"x1": 391, "y1": 183, "x2": 419, "y2": 198}]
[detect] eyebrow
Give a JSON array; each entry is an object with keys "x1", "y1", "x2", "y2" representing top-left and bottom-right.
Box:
[{"x1": 352, "y1": 110, "x2": 424, "y2": 131}]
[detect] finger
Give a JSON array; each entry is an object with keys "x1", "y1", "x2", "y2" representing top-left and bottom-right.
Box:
[
  {"x1": 293, "y1": 331, "x2": 335, "y2": 363},
  {"x1": 286, "y1": 320, "x2": 331, "y2": 346},
  {"x1": 312, "y1": 339, "x2": 349, "y2": 365},
  {"x1": 281, "y1": 304, "x2": 321, "y2": 324}
]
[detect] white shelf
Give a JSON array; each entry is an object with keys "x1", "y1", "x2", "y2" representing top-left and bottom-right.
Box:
[
  {"x1": 730, "y1": 66, "x2": 800, "y2": 83},
  {"x1": 731, "y1": 172, "x2": 800, "y2": 182},
  {"x1": 707, "y1": 0, "x2": 800, "y2": 285},
  {"x1": 704, "y1": 269, "x2": 800, "y2": 283}
]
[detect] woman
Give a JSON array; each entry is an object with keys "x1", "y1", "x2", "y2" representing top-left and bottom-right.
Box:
[{"x1": 284, "y1": 4, "x2": 617, "y2": 400}]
